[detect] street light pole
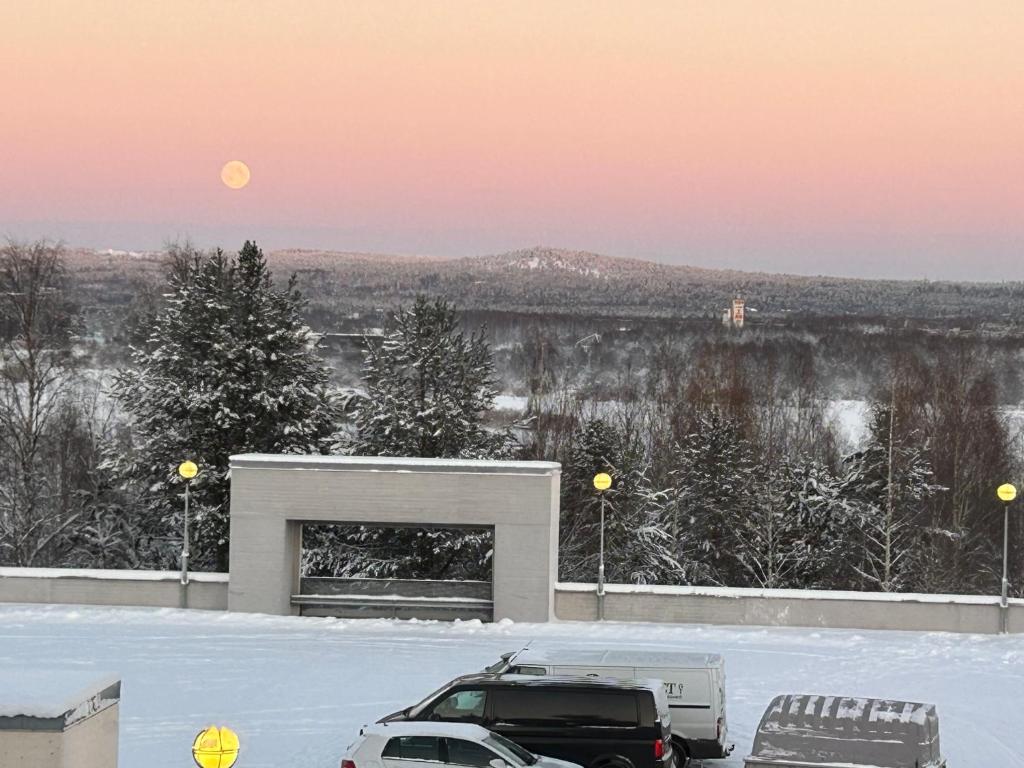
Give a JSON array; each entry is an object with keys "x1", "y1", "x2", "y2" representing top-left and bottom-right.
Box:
[
  {"x1": 997, "y1": 483, "x2": 1017, "y2": 633},
  {"x1": 593, "y1": 472, "x2": 612, "y2": 620},
  {"x1": 182, "y1": 480, "x2": 191, "y2": 587},
  {"x1": 178, "y1": 461, "x2": 200, "y2": 609},
  {"x1": 598, "y1": 492, "x2": 606, "y2": 619}
]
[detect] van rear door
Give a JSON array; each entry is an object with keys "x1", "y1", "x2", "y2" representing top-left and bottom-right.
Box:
[{"x1": 635, "y1": 668, "x2": 714, "y2": 743}]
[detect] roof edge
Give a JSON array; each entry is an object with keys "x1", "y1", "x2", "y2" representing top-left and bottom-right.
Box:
[{"x1": 230, "y1": 454, "x2": 561, "y2": 476}]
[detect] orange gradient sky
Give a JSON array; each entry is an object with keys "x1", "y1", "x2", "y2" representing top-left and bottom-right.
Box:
[{"x1": 1, "y1": 1, "x2": 1022, "y2": 279}]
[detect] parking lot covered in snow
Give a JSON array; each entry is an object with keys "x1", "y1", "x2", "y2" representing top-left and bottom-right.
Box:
[{"x1": 0, "y1": 605, "x2": 1019, "y2": 767}]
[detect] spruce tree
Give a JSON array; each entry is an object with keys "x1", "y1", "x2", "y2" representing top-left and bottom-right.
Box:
[
  {"x1": 349, "y1": 296, "x2": 509, "y2": 458},
  {"x1": 109, "y1": 242, "x2": 340, "y2": 570},
  {"x1": 667, "y1": 408, "x2": 758, "y2": 585},
  {"x1": 559, "y1": 418, "x2": 682, "y2": 585},
  {"x1": 308, "y1": 296, "x2": 511, "y2": 580}
]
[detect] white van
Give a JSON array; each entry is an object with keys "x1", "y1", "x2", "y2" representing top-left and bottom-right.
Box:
[{"x1": 485, "y1": 648, "x2": 732, "y2": 761}]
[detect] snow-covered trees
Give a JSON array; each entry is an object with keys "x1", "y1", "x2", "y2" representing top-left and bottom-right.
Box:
[
  {"x1": 110, "y1": 242, "x2": 340, "y2": 569},
  {"x1": 307, "y1": 296, "x2": 512, "y2": 580},
  {"x1": 0, "y1": 241, "x2": 99, "y2": 566},
  {"x1": 840, "y1": 402, "x2": 939, "y2": 591},
  {"x1": 663, "y1": 408, "x2": 758, "y2": 584},
  {"x1": 557, "y1": 418, "x2": 682, "y2": 584},
  {"x1": 348, "y1": 296, "x2": 512, "y2": 459}
]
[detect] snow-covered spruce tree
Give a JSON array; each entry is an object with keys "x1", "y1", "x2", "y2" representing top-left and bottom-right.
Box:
[
  {"x1": 109, "y1": 242, "x2": 340, "y2": 570},
  {"x1": 558, "y1": 418, "x2": 682, "y2": 585},
  {"x1": 732, "y1": 460, "x2": 851, "y2": 589},
  {"x1": 665, "y1": 407, "x2": 758, "y2": 586},
  {"x1": 349, "y1": 296, "x2": 510, "y2": 459},
  {"x1": 840, "y1": 402, "x2": 940, "y2": 592},
  {"x1": 306, "y1": 296, "x2": 513, "y2": 580}
]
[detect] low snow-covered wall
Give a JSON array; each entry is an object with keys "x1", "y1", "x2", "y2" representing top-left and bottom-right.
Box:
[
  {"x1": 0, "y1": 568, "x2": 228, "y2": 611},
  {"x1": 555, "y1": 582, "x2": 1024, "y2": 634}
]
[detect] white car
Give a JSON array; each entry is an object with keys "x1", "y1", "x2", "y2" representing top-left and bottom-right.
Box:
[{"x1": 342, "y1": 722, "x2": 583, "y2": 768}]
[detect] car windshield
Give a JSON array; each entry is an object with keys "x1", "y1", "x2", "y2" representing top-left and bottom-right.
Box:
[
  {"x1": 484, "y1": 733, "x2": 536, "y2": 766},
  {"x1": 407, "y1": 682, "x2": 455, "y2": 718}
]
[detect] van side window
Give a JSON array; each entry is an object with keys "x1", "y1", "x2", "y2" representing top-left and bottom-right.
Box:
[
  {"x1": 510, "y1": 666, "x2": 546, "y2": 676},
  {"x1": 446, "y1": 738, "x2": 500, "y2": 767},
  {"x1": 493, "y1": 689, "x2": 638, "y2": 726},
  {"x1": 383, "y1": 736, "x2": 441, "y2": 761},
  {"x1": 428, "y1": 689, "x2": 487, "y2": 721}
]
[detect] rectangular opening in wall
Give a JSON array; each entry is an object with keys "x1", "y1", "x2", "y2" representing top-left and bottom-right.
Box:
[{"x1": 295, "y1": 523, "x2": 494, "y2": 621}]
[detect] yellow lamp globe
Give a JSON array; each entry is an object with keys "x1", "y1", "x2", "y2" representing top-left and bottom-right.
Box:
[
  {"x1": 997, "y1": 483, "x2": 1017, "y2": 502},
  {"x1": 192, "y1": 725, "x2": 240, "y2": 768},
  {"x1": 593, "y1": 472, "x2": 612, "y2": 491},
  {"x1": 178, "y1": 461, "x2": 199, "y2": 480}
]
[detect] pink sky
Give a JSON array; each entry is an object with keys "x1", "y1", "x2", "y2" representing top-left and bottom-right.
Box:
[{"x1": 1, "y1": 1, "x2": 1022, "y2": 279}]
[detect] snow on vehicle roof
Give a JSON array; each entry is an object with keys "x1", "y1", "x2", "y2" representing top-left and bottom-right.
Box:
[
  {"x1": 458, "y1": 672, "x2": 666, "y2": 692},
  {"x1": 748, "y1": 693, "x2": 943, "y2": 768},
  {"x1": 510, "y1": 647, "x2": 723, "y2": 669},
  {"x1": 362, "y1": 721, "x2": 494, "y2": 740}
]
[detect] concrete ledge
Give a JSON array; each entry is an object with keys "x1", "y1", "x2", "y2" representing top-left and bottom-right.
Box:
[
  {"x1": 0, "y1": 568, "x2": 228, "y2": 611},
  {"x1": 0, "y1": 672, "x2": 121, "y2": 768},
  {"x1": 555, "y1": 582, "x2": 1024, "y2": 634},
  {"x1": 231, "y1": 453, "x2": 561, "y2": 475}
]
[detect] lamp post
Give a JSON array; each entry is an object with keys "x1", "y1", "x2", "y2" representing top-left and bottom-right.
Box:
[
  {"x1": 997, "y1": 483, "x2": 1017, "y2": 633},
  {"x1": 593, "y1": 472, "x2": 612, "y2": 620},
  {"x1": 178, "y1": 461, "x2": 199, "y2": 607}
]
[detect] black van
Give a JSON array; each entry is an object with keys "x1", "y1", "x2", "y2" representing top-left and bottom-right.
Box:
[{"x1": 379, "y1": 673, "x2": 682, "y2": 768}]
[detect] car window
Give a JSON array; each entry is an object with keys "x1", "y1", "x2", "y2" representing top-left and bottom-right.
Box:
[
  {"x1": 493, "y1": 689, "x2": 638, "y2": 726},
  {"x1": 429, "y1": 689, "x2": 487, "y2": 721},
  {"x1": 483, "y1": 734, "x2": 533, "y2": 766},
  {"x1": 509, "y1": 666, "x2": 546, "y2": 676},
  {"x1": 383, "y1": 736, "x2": 441, "y2": 761},
  {"x1": 446, "y1": 738, "x2": 499, "y2": 767}
]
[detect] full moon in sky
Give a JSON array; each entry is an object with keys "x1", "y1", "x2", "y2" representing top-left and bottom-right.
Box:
[{"x1": 220, "y1": 160, "x2": 251, "y2": 189}]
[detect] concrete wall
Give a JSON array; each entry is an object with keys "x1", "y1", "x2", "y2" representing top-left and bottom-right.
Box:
[
  {"x1": 555, "y1": 582, "x2": 1024, "y2": 634},
  {"x1": 228, "y1": 454, "x2": 561, "y2": 622},
  {"x1": 0, "y1": 676, "x2": 120, "y2": 768},
  {"x1": 0, "y1": 568, "x2": 228, "y2": 610}
]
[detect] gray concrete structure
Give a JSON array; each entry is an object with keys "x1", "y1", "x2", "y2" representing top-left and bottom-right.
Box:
[
  {"x1": 555, "y1": 582, "x2": 1024, "y2": 634},
  {"x1": 0, "y1": 672, "x2": 121, "y2": 768},
  {"x1": 0, "y1": 568, "x2": 228, "y2": 610},
  {"x1": 227, "y1": 454, "x2": 561, "y2": 622}
]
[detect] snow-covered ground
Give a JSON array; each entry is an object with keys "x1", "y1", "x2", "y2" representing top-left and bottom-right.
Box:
[{"x1": 0, "y1": 606, "x2": 1020, "y2": 767}]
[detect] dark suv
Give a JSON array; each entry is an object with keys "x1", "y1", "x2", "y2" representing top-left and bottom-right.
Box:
[{"x1": 380, "y1": 673, "x2": 682, "y2": 768}]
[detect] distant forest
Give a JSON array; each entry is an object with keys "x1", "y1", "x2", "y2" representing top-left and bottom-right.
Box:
[{"x1": 5, "y1": 241, "x2": 1022, "y2": 595}]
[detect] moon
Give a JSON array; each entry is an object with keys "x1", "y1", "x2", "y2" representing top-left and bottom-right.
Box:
[{"x1": 220, "y1": 160, "x2": 251, "y2": 190}]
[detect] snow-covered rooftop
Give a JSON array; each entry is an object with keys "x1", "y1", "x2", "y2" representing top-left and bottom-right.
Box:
[
  {"x1": 230, "y1": 454, "x2": 561, "y2": 475},
  {"x1": 0, "y1": 670, "x2": 120, "y2": 722}
]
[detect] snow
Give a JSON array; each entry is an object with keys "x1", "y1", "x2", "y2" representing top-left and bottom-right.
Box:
[
  {"x1": 494, "y1": 395, "x2": 529, "y2": 412},
  {"x1": 0, "y1": 670, "x2": 120, "y2": 719},
  {"x1": 557, "y1": 581, "x2": 1024, "y2": 606},
  {"x1": 231, "y1": 453, "x2": 559, "y2": 473},
  {"x1": 0, "y1": 606, "x2": 1020, "y2": 767},
  {"x1": 0, "y1": 567, "x2": 228, "y2": 582}
]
